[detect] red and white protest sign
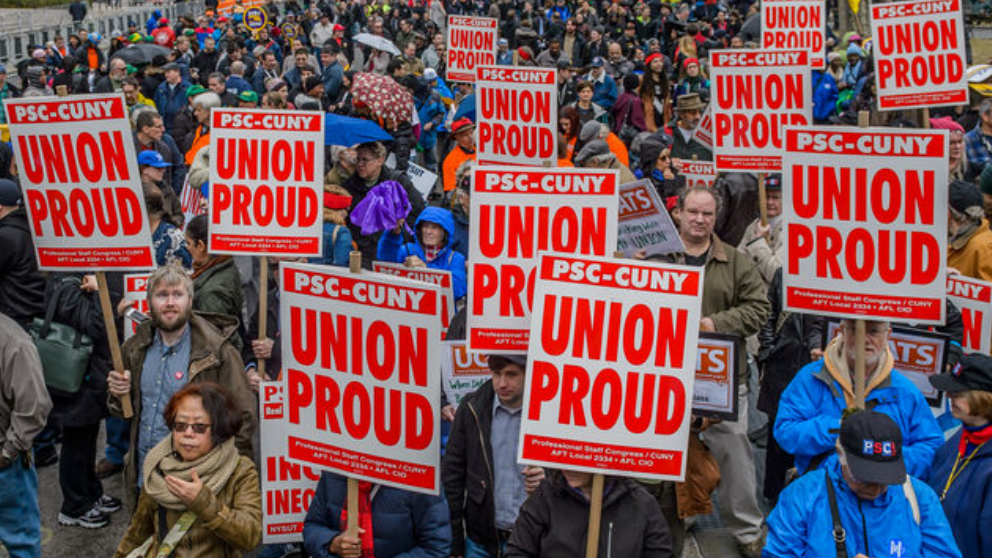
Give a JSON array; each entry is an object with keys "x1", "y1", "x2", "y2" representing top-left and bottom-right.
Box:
[
  {"x1": 711, "y1": 50, "x2": 811, "y2": 173},
  {"x1": 280, "y1": 261, "x2": 442, "y2": 494},
  {"x1": 209, "y1": 108, "x2": 324, "y2": 256},
  {"x1": 617, "y1": 179, "x2": 684, "y2": 257},
  {"x1": 3, "y1": 94, "x2": 154, "y2": 270},
  {"x1": 947, "y1": 274, "x2": 992, "y2": 354},
  {"x1": 446, "y1": 16, "x2": 497, "y2": 82},
  {"x1": 693, "y1": 333, "x2": 740, "y2": 421},
  {"x1": 123, "y1": 273, "x2": 150, "y2": 340},
  {"x1": 441, "y1": 341, "x2": 491, "y2": 406},
  {"x1": 871, "y1": 0, "x2": 967, "y2": 110},
  {"x1": 259, "y1": 382, "x2": 321, "y2": 544},
  {"x1": 373, "y1": 261, "x2": 455, "y2": 336},
  {"x1": 476, "y1": 66, "x2": 558, "y2": 166},
  {"x1": 782, "y1": 126, "x2": 949, "y2": 324},
  {"x1": 518, "y1": 253, "x2": 704, "y2": 481},
  {"x1": 761, "y1": 0, "x2": 826, "y2": 68},
  {"x1": 468, "y1": 166, "x2": 619, "y2": 353},
  {"x1": 691, "y1": 104, "x2": 713, "y2": 149},
  {"x1": 681, "y1": 160, "x2": 718, "y2": 189}
]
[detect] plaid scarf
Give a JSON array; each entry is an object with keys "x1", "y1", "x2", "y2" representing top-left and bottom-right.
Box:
[{"x1": 423, "y1": 244, "x2": 442, "y2": 263}]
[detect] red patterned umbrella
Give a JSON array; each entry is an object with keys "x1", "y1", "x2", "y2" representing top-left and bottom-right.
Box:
[{"x1": 350, "y1": 72, "x2": 414, "y2": 124}]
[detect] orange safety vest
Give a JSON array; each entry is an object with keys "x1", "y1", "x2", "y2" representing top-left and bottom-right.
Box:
[{"x1": 185, "y1": 125, "x2": 210, "y2": 166}]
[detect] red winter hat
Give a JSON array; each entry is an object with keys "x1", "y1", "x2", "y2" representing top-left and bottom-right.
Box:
[
  {"x1": 217, "y1": 15, "x2": 229, "y2": 23},
  {"x1": 324, "y1": 192, "x2": 353, "y2": 209},
  {"x1": 645, "y1": 53, "x2": 664, "y2": 66},
  {"x1": 683, "y1": 57, "x2": 699, "y2": 70},
  {"x1": 159, "y1": 17, "x2": 169, "y2": 25},
  {"x1": 333, "y1": 23, "x2": 345, "y2": 31},
  {"x1": 451, "y1": 117, "x2": 474, "y2": 135}
]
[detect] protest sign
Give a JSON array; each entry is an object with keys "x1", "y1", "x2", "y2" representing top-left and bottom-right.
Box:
[
  {"x1": 761, "y1": 0, "x2": 826, "y2": 68},
  {"x1": 244, "y1": 7, "x2": 267, "y2": 31},
  {"x1": 711, "y1": 50, "x2": 812, "y2": 173},
  {"x1": 468, "y1": 166, "x2": 619, "y2": 353},
  {"x1": 691, "y1": 104, "x2": 714, "y2": 149},
  {"x1": 476, "y1": 66, "x2": 558, "y2": 166},
  {"x1": 406, "y1": 162, "x2": 438, "y2": 200},
  {"x1": 4, "y1": 94, "x2": 155, "y2": 270},
  {"x1": 372, "y1": 261, "x2": 456, "y2": 335},
  {"x1": 617, "y1": 179, "x2": 684, "y2": 257},
  {"x1": 518, "y1": 253, "x2": 704, "y2": 481},
  {"x1": 782, "y1": 126, "x2": 948, "y2": 324},
  {"x1": 260, "y1": 382, "x2": 321, "y2": 544},
  {"x1": 871, "y1": 0, "x2": 967, "y2": 110},
  {"x1": 208, "y1": 108, "x2": 324, "y2": 256},
  {"x1": 123, "y1": 273, "x2": 150, "y2": 340},
  {"x1": 692, "y1": 333, "x2": 741, "y2": 421},
  {"x1": 681, "y1": 160, "x2": 718, "y2": 189},
  {"x1": 440, "y1": 341, "x2": 491, "y2": 406},
  {"x1": 446, "y1": 16, "x2": 498, "y2": 82},
  {"x1": 947, "y1": 274, "x2": 992, "y2": 354},
  {"x1": 280, "y1": 261, "x2": 442, "y2": 494},
  {"x1": 823, "y1": 322, "x2": 947, "y2": 406}
]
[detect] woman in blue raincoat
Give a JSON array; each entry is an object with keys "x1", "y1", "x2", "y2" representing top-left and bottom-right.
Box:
[{"x1": 376, "y1": 206, "x2": 467, "y2": 302}]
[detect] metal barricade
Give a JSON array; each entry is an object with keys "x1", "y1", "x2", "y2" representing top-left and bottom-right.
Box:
[{"x1": 0, "y1": 1, "x2": 204, "y2": 68}]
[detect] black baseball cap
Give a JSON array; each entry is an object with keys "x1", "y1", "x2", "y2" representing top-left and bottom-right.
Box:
[
  {"x1": 840, "y1": 410, "x2": 906, "y2": 485},
  {"x1": 765, "y1": 173, "x2": 782, "y2": 190},
  {"x1": 930, "y1": 353, "x2": 992, "y2": 393}
]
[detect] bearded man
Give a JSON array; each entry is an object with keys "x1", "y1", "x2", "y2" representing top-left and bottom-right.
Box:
[{"x1": 107, "y1": 264, "x2": 255, "y2": 508}]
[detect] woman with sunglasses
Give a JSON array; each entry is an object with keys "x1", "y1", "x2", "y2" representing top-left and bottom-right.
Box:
[{"x1": 115, "y1": 382, "x2": 261, "y2": 557}]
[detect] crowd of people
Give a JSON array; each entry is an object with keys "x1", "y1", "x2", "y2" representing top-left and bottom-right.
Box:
[{"x1": 2, "y1": 0, "x2": 992, "y2": 557}]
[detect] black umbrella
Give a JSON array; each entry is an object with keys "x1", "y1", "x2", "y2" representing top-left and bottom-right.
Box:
[{"x1": 110, "y1": 43, "x2": 171, "y2": 66}]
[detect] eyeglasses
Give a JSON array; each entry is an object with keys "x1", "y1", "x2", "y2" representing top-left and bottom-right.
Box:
[
  {"x1": 356, "y1": 156, "x2": 378, "y2": 165},
  {"x1": 172, "y1": 422, "x2": 211, "y2": 434}
]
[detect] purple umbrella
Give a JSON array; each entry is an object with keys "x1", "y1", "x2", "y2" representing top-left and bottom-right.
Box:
[{"x1": 349, "y1": 180, "x2": 415, "y2": 237}]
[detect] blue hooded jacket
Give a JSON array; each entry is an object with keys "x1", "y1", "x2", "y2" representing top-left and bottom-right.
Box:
[
  {"x1": 377, "y1": 206, "x2": 467, "y2": 300},
  {"x1": 764, "y1": 460, "x2": 961, "y2": 558},
  {"x1": 146, "y1": 10, "x2": 162, "y2": 35},
  {"x1": 812, "y1": 70, "x2": 839, "y2": 122},
  {"x1": 774, "y1": 356, "x2": 943, "y2": 478},
  {"x1": 924, "y1": 428, "x2": 992, "y2": 558},
  {"x1": 303, "y1": 472, "x2": 451, "y2": 558}
]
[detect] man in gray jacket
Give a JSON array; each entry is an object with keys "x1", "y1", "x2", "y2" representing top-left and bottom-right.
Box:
[{"x1": 0, "y1": 311, "x2": 52, "y2": 557}]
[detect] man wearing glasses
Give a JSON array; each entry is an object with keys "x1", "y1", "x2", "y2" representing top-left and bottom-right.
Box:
[
  {"x1": 107, "y1": 264, "x2": 256, "y2": 510},
  {"x1": 343, "y1": 141, "x2": 426, "y2": 268}
]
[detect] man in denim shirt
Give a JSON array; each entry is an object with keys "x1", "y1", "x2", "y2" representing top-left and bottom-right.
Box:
[{"x1": 107, "y1": 264, "x2": 255, "y2": 509}]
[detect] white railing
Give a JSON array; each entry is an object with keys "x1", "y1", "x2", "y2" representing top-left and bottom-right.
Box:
[{"x1": 0, "y1": 1, "x2": 200, "y2": 67}]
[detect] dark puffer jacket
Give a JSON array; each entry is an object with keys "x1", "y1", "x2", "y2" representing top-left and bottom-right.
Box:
[
  {"x1": 506, "y1": 471, "x2": 673, "y2": 558},
  {"x1": 303, "y1": 471, "x2": 452, "y2": 557}
]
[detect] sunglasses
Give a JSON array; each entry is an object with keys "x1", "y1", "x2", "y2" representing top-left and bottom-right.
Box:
[{"x1": 172, "y1": 422, "x2": 211, "y2": 434}]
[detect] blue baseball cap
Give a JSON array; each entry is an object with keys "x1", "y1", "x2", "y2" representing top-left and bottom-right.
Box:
[{"x1": 137, "y1": 150, "x2": 172, "y2": 168}]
